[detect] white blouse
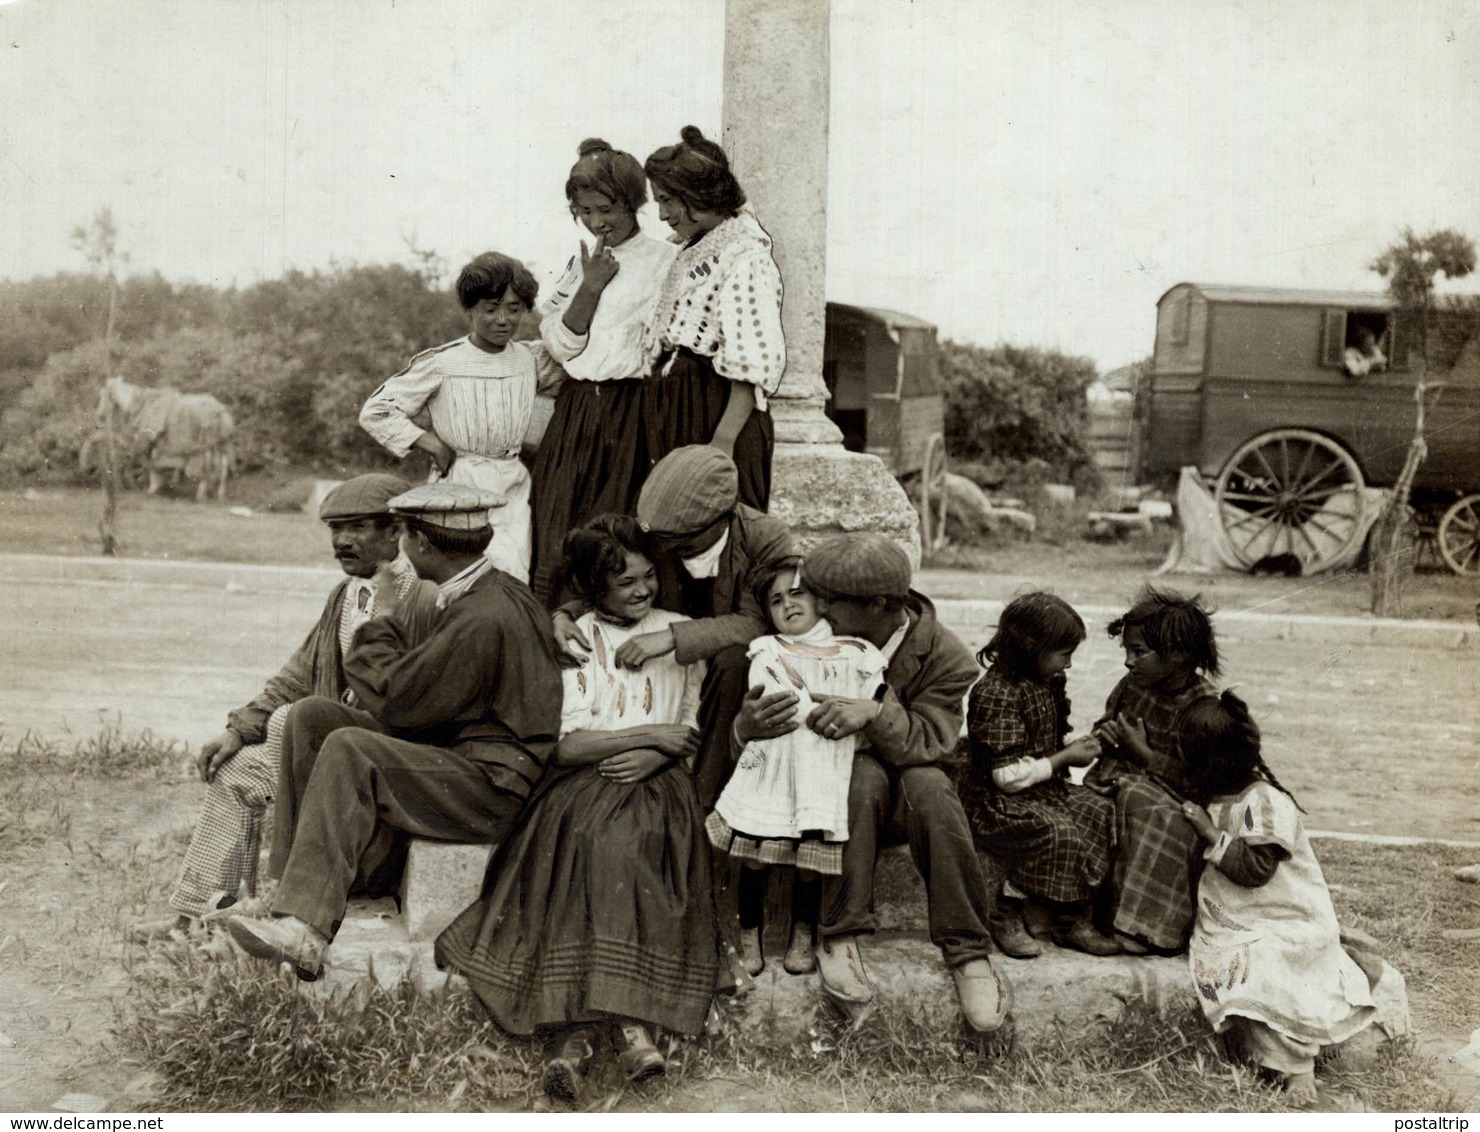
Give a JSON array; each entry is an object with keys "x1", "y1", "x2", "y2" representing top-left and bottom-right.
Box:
[
  {"x1": 560, "y1": 607, "x2": 705, "y2": 736},
  {"x1": 643, "y1": 210, "x2": 787, "y2": 407},
  {"x1": 539, "y1": 232, "x2": 676, "y2": 382},
  {"x1": 360, "y1": 337, "x2": 564, "y2": 459}
]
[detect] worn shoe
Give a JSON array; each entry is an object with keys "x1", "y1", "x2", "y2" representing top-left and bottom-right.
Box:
[
  {"x1": 128, "y1": 914, "x2": 193, "y2": 943},
  {"x1": 739, "y1": 925, "x2": 766, "y2": 977},
  {"x1": 950, "y1": 957, "x2": 1012, "y2": 1034},
  {"x1": 988, "y1": 913, "x2": 1043, "y2": 959},
  {"x1": 611, "y1": 1021, "x2": 666, "y2": 1083},
  {"x1": 1115, "y1": 933, "x2": 1151, "y2": 956},
  {"x1": 1052, "y1": 918, "x2": 1123, "y2": 957},
  {"x1": 226, "y1": 914, "x2": 327, "y2": 981},
  {"x1": 783, "y1": 921, "x2": 817, "y2": 975},
  {"x1": 201, "y1": 891, "x2": 272, "y2": 925},
  {"x1": 815, "y1": 933, "x2": 875, "y2": 1007},
  {"x1": 542, "y1": 1028, "x2": 595, "y2": 1104}
]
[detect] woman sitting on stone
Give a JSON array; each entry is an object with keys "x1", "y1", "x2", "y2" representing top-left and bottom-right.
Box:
[{"x1": 436, "y1": 514, "x2": 715, "y2": 1105}]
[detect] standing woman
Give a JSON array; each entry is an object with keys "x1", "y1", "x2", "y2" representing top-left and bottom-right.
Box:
[
  {"x1": 531, "y1": 139, "x2": 677, "y2": 605},
  {"x1": 642, "y1": 125, "x2": 785, "y2": 511}
]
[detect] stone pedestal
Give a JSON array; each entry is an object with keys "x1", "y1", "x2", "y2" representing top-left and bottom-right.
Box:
[
  {"x1": 397, "y1": 840, "x2": 494, "y2": 941},
  {"x1": 723, "y1": 0, "x2": 922, "y2": 565}
]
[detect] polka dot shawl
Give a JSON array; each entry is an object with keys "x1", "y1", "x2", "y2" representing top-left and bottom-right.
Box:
[{"x1": 644, "y1": 210, "x2": 787, "y2": 404}]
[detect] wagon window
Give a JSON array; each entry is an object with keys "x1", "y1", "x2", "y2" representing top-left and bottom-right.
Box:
[{"x1": 1322, "y1": 309, "x2": 1395, "y2": 369}]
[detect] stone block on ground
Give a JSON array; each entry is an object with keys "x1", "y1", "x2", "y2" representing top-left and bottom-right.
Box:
[{"x1": 399, "y1": 840, "x2": 494, "y2": 941}]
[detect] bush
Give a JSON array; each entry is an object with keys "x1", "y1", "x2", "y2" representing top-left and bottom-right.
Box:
[{"x1": 941, "y1": 340, "x2": 1101, "y2": 493}]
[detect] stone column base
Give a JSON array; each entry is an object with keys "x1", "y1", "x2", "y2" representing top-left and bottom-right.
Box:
[{"x1": 770, "y1": 442, "x2": 923, "y2": 567}]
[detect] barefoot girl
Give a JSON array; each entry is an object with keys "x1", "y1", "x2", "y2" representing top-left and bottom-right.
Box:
[
  {"x1": 1088, "y1": 586, "x2": 1220, "y2": 954},
  {"x1": 436, "y1": 515, "x2": 715, "y2": 1104},
  {"x1": 706, "y1": 557, "x2": 887, "y2": 977},
  {"x1": 531, "y1": 140, "x2": 677, "y2": 604},
  {"x1": 1179, "y1": 691, "x2": 1376, "y2": 1107},
  {"x1": 956, "y1": 593, "x2": 1121, "y2": 958}
]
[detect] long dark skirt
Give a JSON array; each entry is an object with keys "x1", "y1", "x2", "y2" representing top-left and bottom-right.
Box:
[
  {"x1": 529, "y1": 378, "x2": 646, "y2": 606},
  {"x1": 434, "y1": 760, "x2": 719, "y2": 1037},
  {"x1": 643, "y1": 348, "x2": 773, "y2": 511}
]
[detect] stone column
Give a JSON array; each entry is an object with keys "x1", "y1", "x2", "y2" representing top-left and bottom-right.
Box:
[{"x1": 722, "y1": 0, "x2": 922, "y2": 562}]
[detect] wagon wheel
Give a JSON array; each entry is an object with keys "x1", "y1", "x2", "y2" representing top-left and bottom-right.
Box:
[
  {"x1": 1213, "y1": 429, "x2": 1366, "y2": 570},
  {"x1": 1437, "y1": 494, "x2": 1480, "y2": 575},
  {"x1": 917, "y1": 433, "x2": 950, "y2": 552}
]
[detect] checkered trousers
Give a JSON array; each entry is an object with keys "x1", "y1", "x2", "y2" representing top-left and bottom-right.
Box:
[{"x1": 169, "y1": 703, "x2": 289, "y2": 915}]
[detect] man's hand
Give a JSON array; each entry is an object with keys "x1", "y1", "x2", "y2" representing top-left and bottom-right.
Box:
[
  {"x1": 1180, "y1": 800, "x2": 1218, "y2": 842},
  {"x1": 552, "y1": 610, "x2": 592, "y2": 668},
  {"x1": 806, "y1": 695, "x2": 879, "y2": 741},
  {"x1": 614, "y1": 629, "x2": 676, "y2": 670},
  {"x1": 196, "y1": 729, "x2": 244, "y2": 783},
  {"x1": 413, "y1": 432, "x2": 457, "y2": 477},
  {"x1": 368, "y1": 561, "x2": 402, "y2": 621},
  {"x1": 735, "y1": 684, "x2": 801, "y2": 744},
  {"x1": 647, "y1": 724, "x2": 700, "y2": 760},
  {"x1": 598, "y1": 747, "x2": 669, "y2": 785}
]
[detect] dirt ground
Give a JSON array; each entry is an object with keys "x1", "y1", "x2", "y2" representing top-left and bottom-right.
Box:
[{"x1": 1, "y1": 491, "x2": 1477, "y2": 1112}]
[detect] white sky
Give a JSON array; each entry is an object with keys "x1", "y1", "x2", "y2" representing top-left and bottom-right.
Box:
[{"x1": 2, "y1": 0, "x2": 1478, "y2": 371}]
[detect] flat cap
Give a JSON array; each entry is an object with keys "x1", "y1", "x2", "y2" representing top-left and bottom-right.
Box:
[
  {"x1": 801, "y1": 533, "x2": 912, "y2": 600},
  {"x1": 319, "y1": 473, "x2": 412, "y2": 522},
  {"x1": 636, "y1": 445, "x2": 739, "y2": 534},
  {"x1": 389, "y1": 481, "x2": 504, "y2": 530}
]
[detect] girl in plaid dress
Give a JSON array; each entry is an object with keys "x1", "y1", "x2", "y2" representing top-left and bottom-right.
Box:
[
  {"x1": 1087, "y1": 587, "x2": 1221, "y2": 954},
  {"x1": 957, "y1": 593, "x2": 1122, "y2": 957}
]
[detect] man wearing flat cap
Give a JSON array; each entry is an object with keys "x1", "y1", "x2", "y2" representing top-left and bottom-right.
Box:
[
  {"x1": 553, "y1": 445, "x2": 794, "y2": 807},
  {"x1": 131, "y1": 474, "x2": 439, "y2": 941},
  {"x1": 735, "y1": 532, "x2": 1011, "y2": 1038},
  {"x1": 228, "y1": 482, "x2": 564, "y2": 981}
]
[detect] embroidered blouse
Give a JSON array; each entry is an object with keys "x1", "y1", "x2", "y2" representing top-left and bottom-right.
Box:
[{"x1": 643, "y1": 210, "x2": 787, "y2": 408}]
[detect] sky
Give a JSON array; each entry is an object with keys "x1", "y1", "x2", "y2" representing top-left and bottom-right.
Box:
[{"x1": 2, "y1": 0, "x2": 1478, "y2": 372}]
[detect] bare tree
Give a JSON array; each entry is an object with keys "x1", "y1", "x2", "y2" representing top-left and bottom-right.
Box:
[
  {"x1": 71, "y1": 207, "x2": 129, "y2": 556},
  {"x1": 1367, "y1": 227, "x2": 1476, "y2": 615}
]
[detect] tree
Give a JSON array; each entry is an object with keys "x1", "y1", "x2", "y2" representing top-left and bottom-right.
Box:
[
  {"x1": 71, "y1": 207, "x2": 129, "y2": 555},
  {"x1": 1367, "y1": 227, "x2": 1476, "y2": 615}
]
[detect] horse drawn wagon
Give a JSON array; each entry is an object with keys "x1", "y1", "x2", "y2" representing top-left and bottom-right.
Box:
[
  {"x1": 822, "y1": 302, "x2": 950, "y2": 546},
  {"x1": 1139, "y1": 282, "x2": 1480, "y2": 574}
]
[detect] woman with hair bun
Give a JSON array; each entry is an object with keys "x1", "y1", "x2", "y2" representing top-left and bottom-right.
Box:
[
  {"x1": 642, "y1": 125, "x2": 785, "y2": 511},
  {"x1": 532, "y1": 139, "x2": 678, "y2": 605}
]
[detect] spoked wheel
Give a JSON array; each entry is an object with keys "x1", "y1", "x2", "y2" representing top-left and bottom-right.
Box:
[
  {"x1": 1214, "y1": 429, "x2": 1366, "y2": 570},
  {"x1": 917, "y1": 433, "x2": 950, "y2": 552},
  {"x1": 1438, "y1": 493, "x2": 1480, "y2": 575}
]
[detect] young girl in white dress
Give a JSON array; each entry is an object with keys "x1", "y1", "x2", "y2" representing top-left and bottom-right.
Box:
[
  {"x1": 1179, "y1": 691, "x2": 1377, "y2": 1107},
  {"x1": 706, "y1": 557, "x2": 887, "y2": 977}
]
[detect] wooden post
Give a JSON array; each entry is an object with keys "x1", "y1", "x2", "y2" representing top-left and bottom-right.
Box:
[{"x1": 99, "y1": 271, "x2": 119, "y2": 557}]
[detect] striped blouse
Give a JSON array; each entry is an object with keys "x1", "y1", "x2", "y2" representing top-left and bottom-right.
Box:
[{"x1": 360, "y1": 336, "x2": 564, "y2": 459}]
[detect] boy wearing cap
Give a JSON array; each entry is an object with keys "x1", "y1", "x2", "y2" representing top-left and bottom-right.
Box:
[
  {"x1": 734, "y1": 532, "x2": 1011, "y2": 1038},
  {"x1": 360, "y1": 252, "x2": 565, "y2": 585},
  {"x1": 131, "y1": 474, "x2": 439, "y2": 940},
  {"x1": 552, "y1": 445, "x2": 794, "y2": 807},
  {"x1": 229, "y1": 482, "x2": 564, "y2": 981}
]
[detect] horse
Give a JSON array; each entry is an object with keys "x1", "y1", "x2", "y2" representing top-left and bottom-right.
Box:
[{"x1": 86, "y1": 376, "x2": 235, "y2": 502}]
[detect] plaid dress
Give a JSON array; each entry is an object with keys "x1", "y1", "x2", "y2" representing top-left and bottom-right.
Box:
[
  {"x1": 1085, "y1": 674, "x2": 1217, "y2": 951},
  {"x1": 956, "y1": 667, "x2": 1114, "y2": 904}
]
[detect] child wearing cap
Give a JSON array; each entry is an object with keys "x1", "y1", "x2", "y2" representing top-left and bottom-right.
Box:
[{"x1": 360, "y1": 252, "x2": 564, "y2": 584}]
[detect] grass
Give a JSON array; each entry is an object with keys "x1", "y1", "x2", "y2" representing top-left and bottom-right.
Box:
[
  {"x1": 0, "y1": 719, "x2": 187, "y2": 853},
  {"x1": 7, "y1": 720, "x2": 1474, "y2": 1113}
]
